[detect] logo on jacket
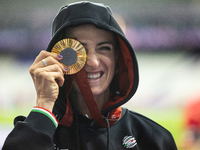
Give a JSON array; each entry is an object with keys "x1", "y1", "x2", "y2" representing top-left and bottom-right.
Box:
[
  {"x1": 122, "y1": 136, "x2": 137, "y2": 148},
  {"x1": 54, "y1": 144, "x2": 69, "y2": 150}
]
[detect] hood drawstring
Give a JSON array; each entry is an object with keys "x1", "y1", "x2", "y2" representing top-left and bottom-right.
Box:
[
  {"x1": 75, "y1": 115, "x2": 110, "y2": 150},
  {"x1": 103, "y1": 116, "x2": 110, "y2": 150},
  {"x1": 76, "y1": 116, "x2": 81, "y2": 150}
]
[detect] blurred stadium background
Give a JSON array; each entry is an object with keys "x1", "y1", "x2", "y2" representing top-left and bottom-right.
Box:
[{"x1": 1, "y1": 0, "x2": 200, "y2": 149}]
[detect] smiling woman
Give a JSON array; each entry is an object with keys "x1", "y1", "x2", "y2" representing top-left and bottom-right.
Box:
[
  {"x1": 64, "y1": 24, "x2": 117, "y2": 117},
  {"x1": 2, "y1": 1, "x2": 177, "y2": 150}
]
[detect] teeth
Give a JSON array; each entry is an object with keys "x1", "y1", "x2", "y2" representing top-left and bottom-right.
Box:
[{"x1": 87, "y1": 73, "x2": 101, "y2": 79}]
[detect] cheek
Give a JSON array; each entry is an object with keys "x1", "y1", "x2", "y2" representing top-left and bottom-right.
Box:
[{"x1": 106, "y1": 56, "x2": 116, "y2": 76}]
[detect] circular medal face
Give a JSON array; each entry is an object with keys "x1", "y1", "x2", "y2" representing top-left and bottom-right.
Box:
[{"x1": 51, "y1": 38, "x2": 86, "y2": 75}]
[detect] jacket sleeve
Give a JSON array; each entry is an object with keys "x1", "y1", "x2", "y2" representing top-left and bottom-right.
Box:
[{"x1": 2, "y1": 107, "x2": 58, "y2": 150}]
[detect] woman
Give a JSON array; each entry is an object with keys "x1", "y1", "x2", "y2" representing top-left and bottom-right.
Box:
[{"x1": 3, "y1": 1, "x2": 177, "y2": 150}]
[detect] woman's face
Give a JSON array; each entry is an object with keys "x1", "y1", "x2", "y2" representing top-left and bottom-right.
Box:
[{"x1": 64, "y1": 24, "x2": 117, "y2": 98}]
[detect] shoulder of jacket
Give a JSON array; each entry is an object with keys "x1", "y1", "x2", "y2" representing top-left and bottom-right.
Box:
[
  {"x1": 123, "y1": 108, "x2": 173, "y2": 135},
  {"x1": 120, "y1": 108, "x2": 177, "y2": 149}
]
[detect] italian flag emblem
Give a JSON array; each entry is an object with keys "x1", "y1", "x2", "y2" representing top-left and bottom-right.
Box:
[{"x1": 122, "y1": 136, "x2": 137, "y2": 148}]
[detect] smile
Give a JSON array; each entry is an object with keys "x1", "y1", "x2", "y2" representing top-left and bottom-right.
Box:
[{"x1": 86, "y1": 72, "x2": 103, "y2": 79}]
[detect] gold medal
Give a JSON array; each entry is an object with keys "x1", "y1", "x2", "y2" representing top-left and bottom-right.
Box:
[{"x1": 51, "y1": 38, "x2": 86, "y2": 75}]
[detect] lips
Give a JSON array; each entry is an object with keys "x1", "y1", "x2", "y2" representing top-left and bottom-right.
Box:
[{"x1": 86, "y1": 72, "x2": 103, "y2": 79}]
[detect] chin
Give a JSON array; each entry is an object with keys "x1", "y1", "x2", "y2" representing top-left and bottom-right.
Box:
[
  {"x1": 91, "y1": 90, "x2": 102, "y2": 96},
  {"x1": 91, "y1": 87, "x2": 109, "y2": 97}
]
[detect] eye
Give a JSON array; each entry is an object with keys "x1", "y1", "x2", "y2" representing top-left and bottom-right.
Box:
[
  {"x1": 99, "y1": 46, "x2": 111, "y2": 51},
  {"x1": 97, "y1": 42, "x2": 114, "y2": 53}
]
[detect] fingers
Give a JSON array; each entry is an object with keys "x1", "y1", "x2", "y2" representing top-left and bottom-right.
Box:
[
  {"x1": 33, "y1": 50, "x2": 62, "y2": 65},
  {"x1": 40, "y1": 55, "x2": 67, "y2": 72},
  {"x1": 36, "y1": 64, "x2": 65, "y2": 87},
  {"x1": 32, "y1": 63, "x2": 66, "y2": 88},
  {"x1": 30, "y1": 50, "x2": 67, "y2": 76},
  {"x1": 42, "y1": 59, "x2": 48, "y2": 67}
]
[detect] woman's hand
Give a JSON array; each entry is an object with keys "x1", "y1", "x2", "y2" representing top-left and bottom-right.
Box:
[{"x1": 29, "y1": 50, "x2": 67, "y2": 112}]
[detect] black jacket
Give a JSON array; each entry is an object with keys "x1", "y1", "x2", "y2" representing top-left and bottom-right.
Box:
[
  {"x1": 3, "y1": 1, "x2": 177, "y2": 150},
  {"x1": 3, "y1": 107, "x2": 177, "y2": 150}
]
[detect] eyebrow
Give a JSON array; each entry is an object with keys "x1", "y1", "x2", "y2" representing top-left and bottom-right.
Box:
[
  {"x1": 80, "y1": 41, "x2": 114, "y2": 46},
  {"x1": 98, "y1": 41, "x2": 114, "y2": 46}
]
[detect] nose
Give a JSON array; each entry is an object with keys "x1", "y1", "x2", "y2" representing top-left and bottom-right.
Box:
[{"x1": 85, "y1": 52, "x2": 99, "y2": 69}]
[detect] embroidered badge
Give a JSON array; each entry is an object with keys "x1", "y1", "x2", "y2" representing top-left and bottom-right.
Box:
[
  {"x1": 122, "y1": 136, "x2": 137, "y2": 148},
  {"x1": 54, "y1": 144, "x2": 69, "y2": 150}
]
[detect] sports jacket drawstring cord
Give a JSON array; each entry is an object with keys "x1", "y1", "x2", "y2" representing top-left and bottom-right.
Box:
[
  {"x1": 103, "y1": 116, "x2": 110, "y2": 150},
  {"x1": 76, "y1": 117, "x2": 80, "y2": 150}
]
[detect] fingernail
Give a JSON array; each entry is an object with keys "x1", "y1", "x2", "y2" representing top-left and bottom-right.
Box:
[
  {"x1": 64, "y1": 67, "x2": 68, "y2": 71},
  {"x1": 57, "y1": 55, "x2": 63, "y2": 58}
]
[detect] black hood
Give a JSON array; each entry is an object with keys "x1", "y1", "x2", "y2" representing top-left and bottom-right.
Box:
[{"x1": 47, "y1": 1, "x2": 139, "y2": 127}]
